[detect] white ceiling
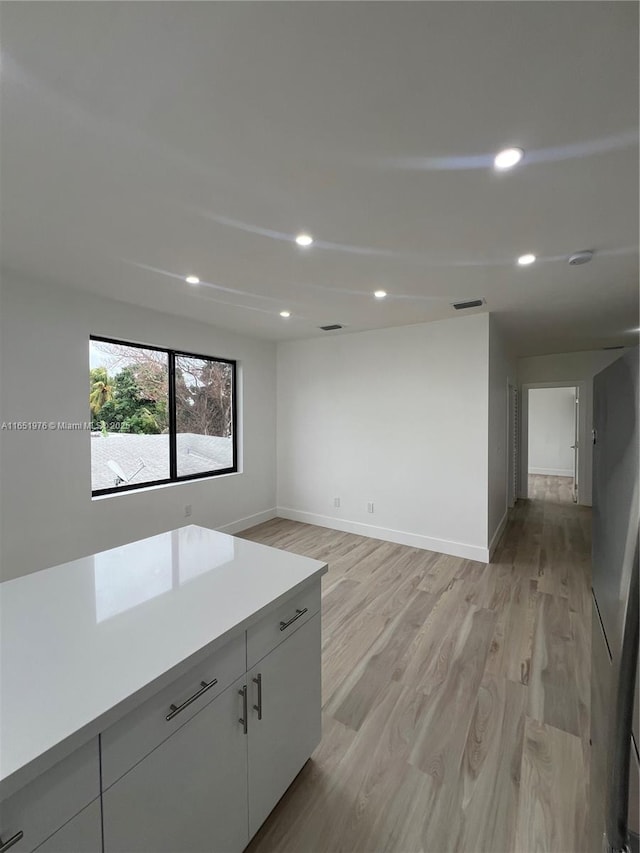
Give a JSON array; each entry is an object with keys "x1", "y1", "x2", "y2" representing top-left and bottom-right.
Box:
[{"x1": 1, "y1": 2, "x2": 638, "y2": 355}]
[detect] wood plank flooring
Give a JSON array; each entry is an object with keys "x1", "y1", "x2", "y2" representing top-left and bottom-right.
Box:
[
  {"x1": 239, "y1": 476, "x2": 591, "y2": 852},
  {"x1": 528, "y1": 473, "x2": 574, "y2": 504}
]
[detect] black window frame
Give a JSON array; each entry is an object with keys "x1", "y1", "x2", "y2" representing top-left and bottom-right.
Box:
[{"x1": 90, "y1": 335, "x2": 238, "y2": 497}]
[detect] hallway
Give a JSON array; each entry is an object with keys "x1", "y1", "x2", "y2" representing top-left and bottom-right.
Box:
[{"x1": 240, "y1": 483, "x2": 592, "y2": 852}]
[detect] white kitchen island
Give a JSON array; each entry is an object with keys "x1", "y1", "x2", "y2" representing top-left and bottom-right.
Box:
[{"x1": 0, "y1": 525, "x2": 327, "y2": 853}]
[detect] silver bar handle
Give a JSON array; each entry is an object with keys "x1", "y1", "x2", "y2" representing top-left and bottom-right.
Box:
[
  {"x1": 166, "y1": 678, "x2": 218, "y2": 721},
  {"x1": 0, "y1": 831, "x2": 24, "y2": 852},
  {"x1": 253, "y1": 674, "x2": 262, "y2": 720},
  {"x1": 280, "y1": 607, "x2": 308, "y2": 632},
  {"x1": 239, "y1": 685, "x2": 248, "y2": 734}
]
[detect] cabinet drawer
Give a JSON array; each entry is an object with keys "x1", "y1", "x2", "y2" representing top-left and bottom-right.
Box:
[
  {"x1": 34, "y1": 800, "x2": 101, "y2": 853},
  {"x1": 247, "y1": 579, "x2": 321, "y2": 669},
  {"x1": 0, "y1": 739, "x2": 99, "y2": 853},
  {"x1": 101, "y1": 632, "x2": 245, "y2": 789}
]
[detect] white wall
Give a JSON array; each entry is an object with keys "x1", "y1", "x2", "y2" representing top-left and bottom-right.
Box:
[
  {"x1": 528, "y1": 386, "x2": 576, "y2": 476},
  {"x1": 11, "y1": 276, "x2": 617, "y2": 581},
  {"x1": 487, "y1": 316, "x2": 516, "y2": 554},
  {"x1": 277, "y1": 314, "x2": 491, "y2": 561},
  {"x1": 517, "y1": 348, "x2": 630, "y2": 505},
  {"x1": 0, "y1": 275, "x2": 277, "y2": 581}
]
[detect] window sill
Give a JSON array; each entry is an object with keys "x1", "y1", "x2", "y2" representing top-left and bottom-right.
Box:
[{"x1": 91, "y1": 470, "x2": 242, "y2": 501}]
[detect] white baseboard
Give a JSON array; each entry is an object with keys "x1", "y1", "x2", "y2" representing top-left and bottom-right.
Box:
[
  {"x1": 488, "y1": 509, "x2": 509, "y2": 561},
  {"x1": 528, "y1": 467, "x2": 573, "y2": 478},
  {"x1": 217, "y1": 508, "x2": 277, "y2": 535},
  {"x1": 276, "y1": 507, "x2": 489, "y2": 563}
]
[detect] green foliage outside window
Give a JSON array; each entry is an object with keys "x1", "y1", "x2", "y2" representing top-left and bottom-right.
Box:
[{"x1": 89, "y1": 364, "x2": 168, "y2": 434}]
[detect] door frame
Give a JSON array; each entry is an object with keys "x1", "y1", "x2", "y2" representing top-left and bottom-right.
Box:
[
  {"x1": 507, "y1": 382, "x2": 518, "y2": 509},
  {"x1": 572, "y1": 387, "x2": 580, "y2": 503},
  {"x1": 519, "y1": 380, "x2": 588, "y2": 504}
]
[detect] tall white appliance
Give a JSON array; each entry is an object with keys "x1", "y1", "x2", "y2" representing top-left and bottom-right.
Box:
[{"x1": 591, "y1": 348, "x2": 639, "y2": 853}]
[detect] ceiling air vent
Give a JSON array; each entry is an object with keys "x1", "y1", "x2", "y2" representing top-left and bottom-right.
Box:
[
  {"x1": 319, "y1": 324, "x2": 343, "y2": 331},
  {"x1": 603, "y1": 346, "x2": 624, "y2": 351},
  {"x1": 451, "y1": 298, "x2": 485, "y2": 311},
  {"x1": 568, "y1": 250, "x2": 593, "y2": 266}
]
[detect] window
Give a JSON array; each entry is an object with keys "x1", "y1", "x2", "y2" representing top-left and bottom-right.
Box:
[{"x1": 90, "y1": 337, "x2": 237, "y2": 495}]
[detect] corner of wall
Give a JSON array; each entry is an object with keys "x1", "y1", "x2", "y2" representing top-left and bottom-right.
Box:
[{"x1": 487, "y1": 315, "x2": 516, "y2": 551}]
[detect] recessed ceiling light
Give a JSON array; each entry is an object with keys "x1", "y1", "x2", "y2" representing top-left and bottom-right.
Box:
[
  {"x1": 280, "y1": 310, "x2": 291, "y2": 318},
  {"x1": 374, "y1": 290, "x2": 387, "y2": 299},
  {"x1": 494, "y1": 147, "x2": 524, "y2": 170},
  {"x1": 295, "y1": 233, "x2": 313, "y2": 247},
  {"x1": 517, "y1": 254, "x2": 536, "y2": 266},
  {"x1": 185, "y1": 275, "x2": 200, "y2": 285}
]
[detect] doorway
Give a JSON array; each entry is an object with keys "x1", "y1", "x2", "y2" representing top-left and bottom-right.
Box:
[{"x1": 524, "y1": 385, "x2": 579, "y2": 504}]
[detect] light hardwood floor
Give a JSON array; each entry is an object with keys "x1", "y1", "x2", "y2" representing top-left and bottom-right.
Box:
[
  {"x1": 239, "y1": 476, "x2": 591, "y2": 853},
  {"x1": 528, "y1": 473, "x2": 574, "y2": 504}
]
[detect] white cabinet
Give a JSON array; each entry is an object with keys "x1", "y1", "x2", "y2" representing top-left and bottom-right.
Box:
[
  {"x1": 247, "y1": 612, "x2": 322, "y2": 837},
  {"x1": 102, "y1": 676, "x2": 249, "y2": 853},
  {"x1": 247, "y1": 580, "x2": 320, "y2": 668},
  {"x1": 0, "y1": 740, "x2": 99, "y2": 853},
  {"x1": 2, "y1": 536, "x2": 325, "y2": 853},
  {"x1": 34, "y1": 801, "x2": 101, "y2": 853},
  {"x1": 102, "y1": 607, "x2": 322, "y2": 852},
  {"x1": 101, "y1": 632, "x2": 245, "y2": 789}
]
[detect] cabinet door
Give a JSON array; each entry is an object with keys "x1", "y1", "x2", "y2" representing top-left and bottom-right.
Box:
[
  {"x1": 103, "y1": 676, "x2": 249, "y2": 853},
  {"x1": 0, "y1": 739, "x2": 99, "y2": 853},
  {"x1": 247, "y1": 612, "x2": 321, "y2": 837},
  {"x1": 34, "y1": 800, "x2": 101, "y2": 853}
]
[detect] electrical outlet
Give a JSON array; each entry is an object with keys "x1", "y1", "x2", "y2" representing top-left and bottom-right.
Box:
[
  {"x1": 367, "y1": 501, "x2": 374, "y2": 513},
  {"x1": 184, "y1": 504, "x2": 192, "y2": 517},
  {"x1": 334, "y1": 497, "x2": 340, "y2": 508}
]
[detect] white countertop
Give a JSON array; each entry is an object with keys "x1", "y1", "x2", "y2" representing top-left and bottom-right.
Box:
[{"x1": 0, "y1": 525, "x2": 327, "y2": 800}]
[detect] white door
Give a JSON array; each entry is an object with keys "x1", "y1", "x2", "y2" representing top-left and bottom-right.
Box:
[
  {"x1": 572, "y1": 387, "x2": 579, "y2": 502},
  {"x1": 103, "y1": 676, "x2": 249, "y2": 853},
  {"x1": 247, "y1": 612, "x2": 322, "y2": 838}
]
